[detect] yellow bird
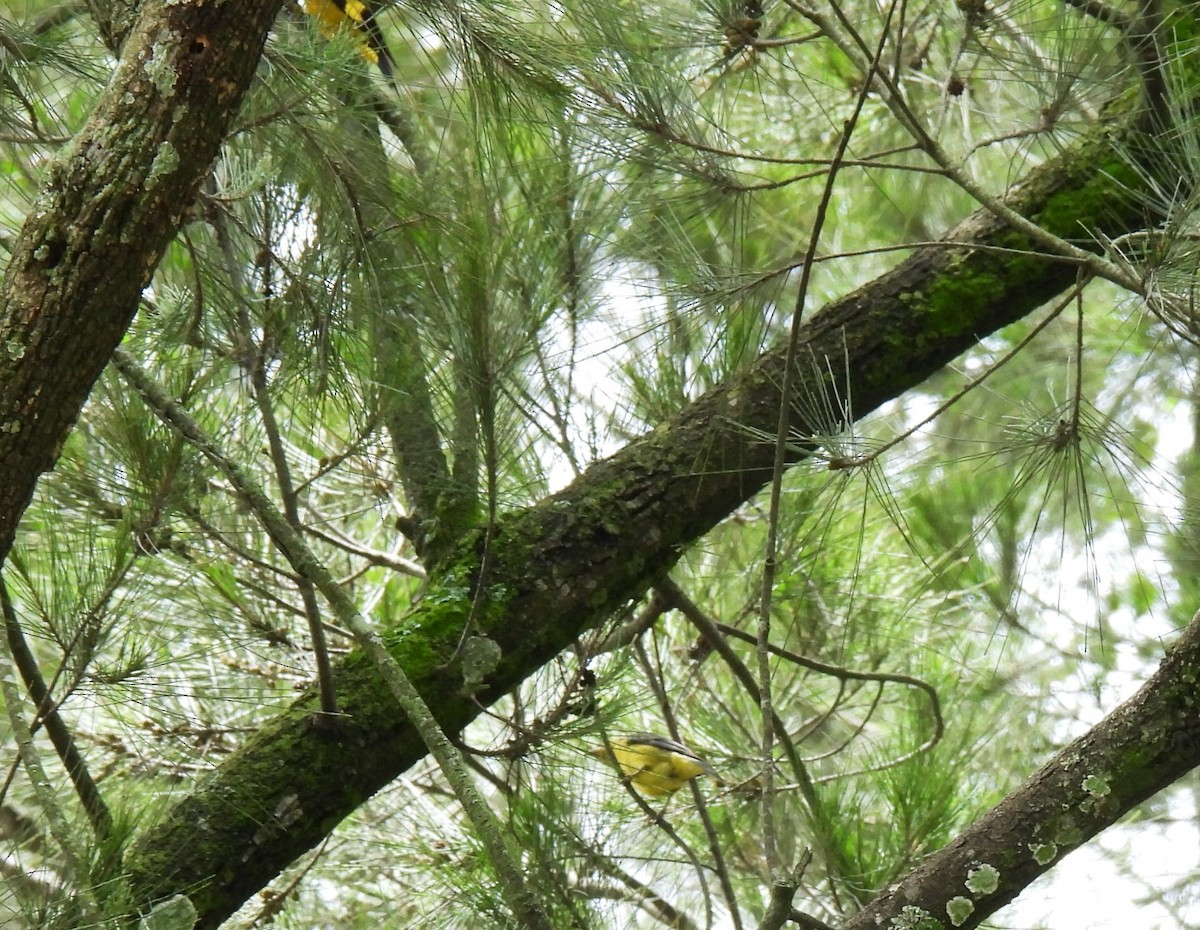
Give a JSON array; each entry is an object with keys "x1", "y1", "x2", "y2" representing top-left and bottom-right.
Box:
[
  {"x1": 591, "y1": 733, "x2": 719, "y2": 798},
  {"x1": 303, "y1": 0, "x2": 395, "y2": 78}
]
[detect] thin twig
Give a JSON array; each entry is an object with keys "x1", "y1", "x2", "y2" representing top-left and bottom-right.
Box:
[
  {"x1": 304, "y1": 516, "x2": 427, "y2": 578},
  {"x1": 708, "y1": 619, "x2": 943, "y2": 759},
  {"x1": 112, "y1": 347, "x2": 555, "y2": 930},
  {"x1": 0, "y1": 578, "x2": 112, "y2": 838},
  {"x1": 635, "y1": 636, "x2": 740, "y2": 930},
  {"x1": 0, "y1": 610, "x2": 99, "y2": 922},
  {"x1": 654, "y1": 578, "x2": 830, "y2": 854},
  {"x1": 758, "y1": 0, "x2": 899, "y2": 891},
  {"x1": 784, "y1": 0, "x2": 1145, "y2": 294},
  {"x1": 211, "y1": 190, "x2": 341, "y2": 724}
]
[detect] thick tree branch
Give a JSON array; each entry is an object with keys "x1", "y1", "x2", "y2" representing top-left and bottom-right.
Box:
[
  {"x1": 122, "y1": 106, "x2": 1162, "y2": 927},
  {"x1": 0, "y1": 0, "x2": 284, "y2": 560},
  {"x1": 843, "y1": 610, "x2": 1200, "y2": 930}
]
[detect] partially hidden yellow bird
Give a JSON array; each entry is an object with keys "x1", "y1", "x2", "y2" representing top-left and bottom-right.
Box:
[
  {"x1": 302, "y1": 0, "x2": 395, "y2": 79},
  {"x1": 591, "y1": 733, "x2": 719, "y2": 797}
]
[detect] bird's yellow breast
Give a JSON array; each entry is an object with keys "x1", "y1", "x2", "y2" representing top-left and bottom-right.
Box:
[{"x1": 593, "y1": 738, "x2": 713, "y2": 797}]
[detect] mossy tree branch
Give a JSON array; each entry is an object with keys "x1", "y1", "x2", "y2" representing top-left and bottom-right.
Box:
[
  {"x1": 842, "y1": 610, "x2": 1200, "y2": 930},
  {"x1": 122, "y1": 106, "x2": 1167, "y2": 927}
]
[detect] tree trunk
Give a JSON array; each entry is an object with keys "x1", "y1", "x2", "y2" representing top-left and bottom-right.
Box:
[{"x1": 0, "y1": 0, "x2": 283, "y2": 558}]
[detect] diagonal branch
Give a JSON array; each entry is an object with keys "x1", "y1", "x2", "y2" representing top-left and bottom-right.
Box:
[
  {"x1": 843, "y1": 610, "x2": 1200, "y2": 930},
  {"x1": 113, "y1": 348, "x2": 555, "y2": 930},
  {"x1": 123, "y1": 101, "x2": 1162, "y2": 927},
  {"x1": 0, "y1": 577, "x2": 113, "y2": 839}
]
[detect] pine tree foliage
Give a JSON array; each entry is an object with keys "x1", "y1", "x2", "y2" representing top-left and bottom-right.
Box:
[{"x1": 3, "y1": 0, "x2": 1200, "y2": 926}]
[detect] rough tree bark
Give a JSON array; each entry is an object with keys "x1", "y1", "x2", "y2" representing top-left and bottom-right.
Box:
[{"x1": 0, "y1": 0, "x2": 284, "y2": 559}]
